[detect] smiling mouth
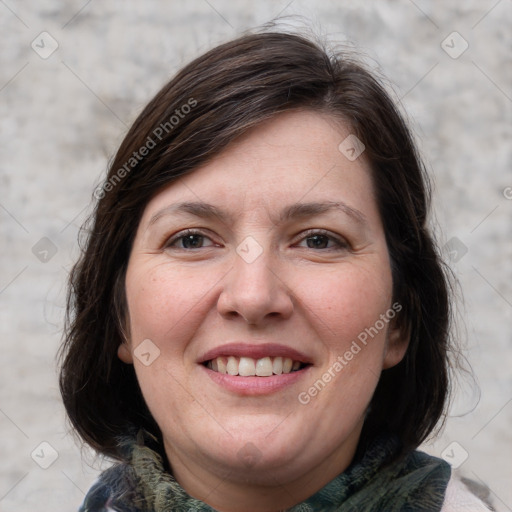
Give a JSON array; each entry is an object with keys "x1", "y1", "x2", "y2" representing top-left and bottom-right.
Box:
[{"x1": 203, "y1": 356, "x2": 309, "y2": 377}]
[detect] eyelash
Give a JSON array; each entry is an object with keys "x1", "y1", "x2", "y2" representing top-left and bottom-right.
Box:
[
  {"x1": 294, "y1": 229, "x2": 349, "y2": 250},
  {"x1": 164, "y1": 228, "x2": 349, "y2": 252},
  {"x1": 164, "y1": 229, "x2": 219, "y2": 250}
]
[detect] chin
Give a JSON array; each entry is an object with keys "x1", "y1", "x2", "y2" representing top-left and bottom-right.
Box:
[
  {"x1": 211, "y1": 445, "x2": 310, "y2": 485},
  {"x1": 201, "y1": 422, "x2": 316, "y2": 478}
]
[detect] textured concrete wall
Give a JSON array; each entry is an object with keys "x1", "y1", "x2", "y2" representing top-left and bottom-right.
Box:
[{"x1": 1, "y1": 1, "x2": 510, "y2": 510}]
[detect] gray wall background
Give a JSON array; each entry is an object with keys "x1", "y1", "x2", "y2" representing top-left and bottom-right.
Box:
[{"x1": 1, "y1": 1, "x2": 510, "y2": 510}]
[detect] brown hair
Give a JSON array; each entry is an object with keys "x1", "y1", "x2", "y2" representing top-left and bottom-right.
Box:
[{"x1": 59, "y1": 30, "x2": 452, "y2": 461}]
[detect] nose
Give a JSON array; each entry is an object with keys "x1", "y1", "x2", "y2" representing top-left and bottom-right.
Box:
[{"x1": 217, "y1": 245, "x2": 294, "y2": 326}]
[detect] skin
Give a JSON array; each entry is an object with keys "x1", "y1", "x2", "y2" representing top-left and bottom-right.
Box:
[{"x1": 118, "y1": 110, "x2": 408, "y2": 512}]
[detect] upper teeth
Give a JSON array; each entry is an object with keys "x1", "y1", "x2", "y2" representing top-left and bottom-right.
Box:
[{"x1": 206, "y1": 356, "x2": 302, "y2": 376}]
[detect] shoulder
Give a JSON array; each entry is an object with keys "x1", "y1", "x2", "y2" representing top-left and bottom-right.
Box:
[
  {"x1": 79, "y1": 462, "x2": 140, "y2": 512},
  {"x1": 441, "y1": 476, "x2": 494, "y2": 512}
]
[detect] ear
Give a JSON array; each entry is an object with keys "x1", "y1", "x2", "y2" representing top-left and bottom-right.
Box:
[
  {"x1": 382, "y1": 322, "x2": 409, "y2": 370},
  {"x1": 117, "y1": 342, "x2": 134, "y2": 364}
]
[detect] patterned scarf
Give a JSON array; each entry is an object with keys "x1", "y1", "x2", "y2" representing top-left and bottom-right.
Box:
[{"x1": 80, "y1": 431, "x2": 451, "y2": 511}]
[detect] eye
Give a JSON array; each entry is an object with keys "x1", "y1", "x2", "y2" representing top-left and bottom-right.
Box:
[
  {"x1": 295, "y1": 230, "x2": 348, "y2": 250},
  {"x1": 165, "y1": 229, "x2": 217, "y2": 250}
]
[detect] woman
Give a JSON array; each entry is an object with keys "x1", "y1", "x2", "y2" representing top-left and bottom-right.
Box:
[{"x1": 59, "y1": 30, "x2": 491, "y2": 511}]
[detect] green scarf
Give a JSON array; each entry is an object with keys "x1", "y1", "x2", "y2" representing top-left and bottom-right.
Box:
[{"x1": 80, "y1": 431, "x2": 451, "y2": 511}]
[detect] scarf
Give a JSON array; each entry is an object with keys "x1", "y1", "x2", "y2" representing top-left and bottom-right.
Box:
[{"x1": 80, "y1": 431, "x2": 451, "y2": 511}]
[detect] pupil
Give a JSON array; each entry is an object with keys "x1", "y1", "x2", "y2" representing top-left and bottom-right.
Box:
[
  {"x1": 307, "y1": 235, "x2": 328, "y2": 249},
  {"x1": 183, "y1": 234, "x2": 202, "y2": 248}
]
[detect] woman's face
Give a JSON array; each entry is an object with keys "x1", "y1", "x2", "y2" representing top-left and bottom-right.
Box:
[{"x1": 120, "y1": 110, "x2": 407, "y2": 503}]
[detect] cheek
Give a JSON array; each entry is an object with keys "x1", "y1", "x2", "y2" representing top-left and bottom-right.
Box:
[
  {"x1": 294, "y1": 262, "x2": 393, "y2": 348},
  {"x1": 125, "y1": 261, "x2": 218, "y2": 349},
  {"x1": 292, "y1": 260, "x2": 394, "y2": 409},
  {"x1": 289, "y1": 262, "x2": 394, "y2": 450},
  {"x1": 124, "y1": 261, "x2": 219, "y2": 432}
]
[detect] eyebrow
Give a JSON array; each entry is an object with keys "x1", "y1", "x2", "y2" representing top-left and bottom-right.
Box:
[
  {"x1": 279, "y1": 201, "x2": 367, "y2": 226},
  {"x1": 148, "y1": 202, "x2": 232, "y2": 227},
  {"x1": 148, "y1": 200, "x2": 367, "y2": 228}
]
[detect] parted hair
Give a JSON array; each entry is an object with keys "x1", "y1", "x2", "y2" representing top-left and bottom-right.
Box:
[{"x1": 59, "y1": 29, "x2": 452, "y2": 461}]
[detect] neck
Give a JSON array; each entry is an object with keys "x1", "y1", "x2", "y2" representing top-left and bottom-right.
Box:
[{"x1": 164, "y1": 427, "x2": 362, "y2": 512}]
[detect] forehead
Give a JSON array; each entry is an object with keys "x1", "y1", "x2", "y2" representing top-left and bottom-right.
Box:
[{"x1": 139, "y1": 110, "x2": 379, "y2": 226}]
